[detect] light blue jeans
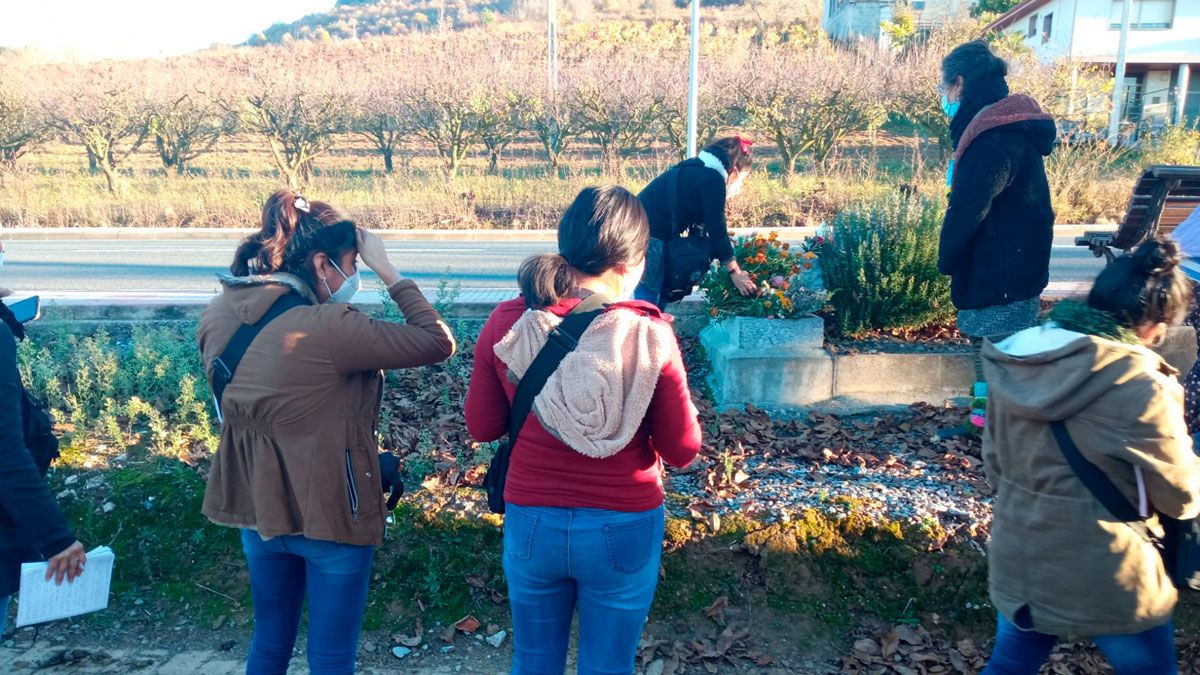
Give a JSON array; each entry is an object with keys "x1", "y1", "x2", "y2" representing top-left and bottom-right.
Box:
[
  {"x1": 504, "y1": 504, "x2": 666, "y2": 675},
  {"x1": 983, "y1": 612, "x2": 1177, "y2": 675},
  {"x1": 0, "y1": 595, "x2": 8, "y2": 637},
  {"x1": 240, "y1": 530, "x2": 375, "y2": 675}
]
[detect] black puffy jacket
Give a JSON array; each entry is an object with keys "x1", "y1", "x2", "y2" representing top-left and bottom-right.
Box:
[
  {"x1": 0, "y1": 319, "x2": 75, "y2": 597},
  {"x1": 938, "y1": 94, "x2": 1057, "y2": 311}
]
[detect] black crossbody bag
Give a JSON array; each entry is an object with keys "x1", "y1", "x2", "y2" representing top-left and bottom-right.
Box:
[
  {"x1": 1050, "y1": 420, "x2": 1200, "y2": 591},
  {"x1": 483, "y1": 295, "x2": 609, "y2": 514}
]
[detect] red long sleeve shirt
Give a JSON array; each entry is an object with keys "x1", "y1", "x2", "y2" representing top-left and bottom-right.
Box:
[{"x1": 465, "y1": 297, "x2": 703, "y2": 512}]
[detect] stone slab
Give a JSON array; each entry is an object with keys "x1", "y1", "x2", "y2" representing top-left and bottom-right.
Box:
[{"x1": 833, "y1": 352, "x2": 974, "y2": 397}]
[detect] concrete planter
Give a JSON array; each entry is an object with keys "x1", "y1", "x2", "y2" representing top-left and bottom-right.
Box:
[{"x1": 700, "y1": 315, "x2": 833, "y2": 408}]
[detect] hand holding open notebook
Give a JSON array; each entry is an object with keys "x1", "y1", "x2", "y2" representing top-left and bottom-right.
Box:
[{"x1": 16, "y1": 546, "x2": 115, "y2": 628}]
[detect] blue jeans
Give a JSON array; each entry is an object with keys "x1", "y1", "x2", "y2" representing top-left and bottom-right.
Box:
[
  {"x1": 504, "y1": 504, "x2": 665, "y2": 675},
  {"x1": 983, "y1": 612, "x2": 1177, "y2": 675},
  {"x1": 0, "y1": 594, "x2": 8, "y2": 637},
  {"x1": 240, "y1": 530, "x2": 375, "y2": 675}
]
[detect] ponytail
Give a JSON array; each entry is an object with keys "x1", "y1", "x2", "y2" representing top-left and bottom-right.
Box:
[
  {"x1": 518, "y1": 254, "x2": 576, "y2": 309},
  {"x1": 229, "y1": 189, "x2": 357, "y2": 286}
]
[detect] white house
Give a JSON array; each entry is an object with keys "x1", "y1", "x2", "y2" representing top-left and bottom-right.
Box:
[
  {"x1": 987, "y1": 0, "x2": 1200, "y2": 125},
  {"x1": 823, "y1": 0, "x2": 976, "y2": 45}
]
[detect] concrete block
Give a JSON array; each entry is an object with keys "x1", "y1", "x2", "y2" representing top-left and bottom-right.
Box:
[
  {"x1": 833, "y1": 352, "x2": 974, "y2": 397},
  {"x1": 701, "y1": 318, "x2": 833, "y2": 408}
]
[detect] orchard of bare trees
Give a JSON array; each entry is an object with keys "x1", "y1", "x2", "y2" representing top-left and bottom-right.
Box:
[{"x1": 0, "y1": 20, "x2": 1112, "y2": 197}]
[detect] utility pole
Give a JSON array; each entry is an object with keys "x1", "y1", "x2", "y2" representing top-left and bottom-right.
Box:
[
  {"x1": 1107, "y1": 0, "x2": 1132, "y2": 146},
  {"x1": 686, "y1": 0, "x2": 701, "y2": 158},
  {"x1": 548, "y1": 0, "x2": 559, "y2": 95}
]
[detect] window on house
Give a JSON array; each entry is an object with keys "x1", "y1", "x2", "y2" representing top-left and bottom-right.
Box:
[
  {"x1": 1043, "y1": 13, "x2": 1053, "y2": 42},
  {"x1": 1028, "y1": 13, "x2": 1039, "y2": 37},
  {"x1": 1110, "y1": 0, "x2": 1176, "y2": 30}
]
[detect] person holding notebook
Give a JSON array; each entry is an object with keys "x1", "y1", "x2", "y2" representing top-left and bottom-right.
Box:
[{"x1": 0, "y1": 255, "x2": 87, "y2": 636}]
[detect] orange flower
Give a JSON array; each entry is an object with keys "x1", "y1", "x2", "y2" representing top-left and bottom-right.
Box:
[
  {"x1": 803, "y1": 262, "x2": 813, "y2": 270},
  {"x1": 804, "y1": 251, "x2": 817, "y2": 260},
  {"x1": 710, "y1": 308, "x2": 719, "y2": 317},
  {"x1": 782, "y1": 243, "x2": 791, "y2": 251},
  {"x1": 768, "y1": 231, "x2": 779, "y2": 242},
  {"x1": 782, "y1": 282, "x2": 790, "y2": 291},
  {"x1": 764, "y1": 301, "x2": 772, "y2": 309}
]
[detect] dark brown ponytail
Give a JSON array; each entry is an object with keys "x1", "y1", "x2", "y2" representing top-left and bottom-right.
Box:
[
  {"x1": 231, "y1": 190, "x2": 357, "y2": 289},
  {"x1": 1088, "y1": 238, "x2": 1192, "y2": 329},
  {"x1": 702, "y1": 137, "x2": 753, "y2": 173},
  {"x1": 518, "y1": 186, "x2": 649, "y2": 309}
]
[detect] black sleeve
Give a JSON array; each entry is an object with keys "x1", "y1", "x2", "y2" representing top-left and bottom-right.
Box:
[
  {"x1": 938, "y1": 137, "x2": 1014, "y2": 276},
  {"x1": 697, "y1": 171, "x2": 734, "y2": 265},
  {"x1": 0, "y1": 325, "x2": 75, "y2": 559}
]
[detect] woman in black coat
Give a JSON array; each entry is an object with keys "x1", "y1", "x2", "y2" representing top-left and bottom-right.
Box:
[
  {"x1": 633, "y1": 137, "x2": 758, "y2": 308},
  {"x1": 937, "y1": 40, "x2": 1056, "y2": 433},
  {"x1": 0, "y1": 280, "x2": 86, "y2": 635}
]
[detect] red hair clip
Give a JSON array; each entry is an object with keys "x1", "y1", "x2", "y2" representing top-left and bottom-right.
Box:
[{"x1": 736, "y1": 137, "x2": 754, "y2": 155}]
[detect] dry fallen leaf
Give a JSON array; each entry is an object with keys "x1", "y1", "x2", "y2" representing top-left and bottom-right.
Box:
[{"x1": 453, "y1": 615, "x2": 481, "y2": 635}]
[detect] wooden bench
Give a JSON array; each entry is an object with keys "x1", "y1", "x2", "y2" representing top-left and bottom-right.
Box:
[{"x1": 1075, "y1": 165, "x2": 1200, "y2": 263}]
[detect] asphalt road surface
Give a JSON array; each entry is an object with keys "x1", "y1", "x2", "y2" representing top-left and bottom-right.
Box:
[{"x1": 0, "y1": 237, "x2": 1105, "y2": 297}]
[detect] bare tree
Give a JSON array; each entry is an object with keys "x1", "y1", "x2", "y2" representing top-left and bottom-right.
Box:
[
  {"x1": 42, "y1": 63, "x2": 151, "y2": 194},
  {"x1": 475, "y1": 69, "x2": 534, "y2": 175},
  {"x1": 571, "y1": 57, "x2": 664, "y2": 176},
  {"x1": 743, "y1": 49, "x2": 882, "y2": 184},
  {"x1": 348, "y1": 64, "x2": 410, "y2": 175},
  {"x1": 400, "y1": 47, "x2": 486, "y2": 180},
  {"x1": 656, "y1": 56, "x2": 741, "y2": 161},
  {"x1": 146, "y1": 61, "x2": 236, "y2": 176},
  {"x1": 0, "y1": 82, "x2": 48, "y2": 172},
  {"x1": 221, "y1": 45, "x2": 350, "y2": 189}
]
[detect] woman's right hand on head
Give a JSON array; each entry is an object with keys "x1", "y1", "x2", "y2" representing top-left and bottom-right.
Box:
[{"x1": 356, "y1": 228, "x2": 401, "y2": 286}]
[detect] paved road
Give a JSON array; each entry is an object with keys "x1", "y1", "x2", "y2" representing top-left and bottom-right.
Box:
[{"x1": 0, "y1": 237, "x2": 1105, "y2": 297}]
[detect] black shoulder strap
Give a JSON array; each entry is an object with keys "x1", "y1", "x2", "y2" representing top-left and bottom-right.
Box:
[
  {"x1": 211, "y1": 292, "x2": 310, "y2": 417},
  {"x1": 506, "y1": 294, "x2": 609, "y2": 446},
  {"x1": 1049, "y1": 420, "x2": 1144, "y2": 523}
]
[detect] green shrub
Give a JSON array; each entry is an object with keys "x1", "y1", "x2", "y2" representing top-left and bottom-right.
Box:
[{"x1": 820, "y1": 194, "x2": 954, "y2": 336}]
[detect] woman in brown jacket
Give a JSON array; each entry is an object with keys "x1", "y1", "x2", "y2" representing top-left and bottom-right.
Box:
[
  {"x1": 981, "y1": 239, "x2": 1200, "y2": 674},
  {"x1": 197, "y1": 190, "x2": 455, "y2": 675}
]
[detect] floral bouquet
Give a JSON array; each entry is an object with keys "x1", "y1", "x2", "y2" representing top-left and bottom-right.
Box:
[{"x1": 700, "y1": 231, "x2": 829, "y2": 320}]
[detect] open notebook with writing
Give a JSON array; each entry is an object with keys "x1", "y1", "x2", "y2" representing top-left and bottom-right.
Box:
[{"x1": 16, "y1": 546, "x2": 115, "y2": 628}]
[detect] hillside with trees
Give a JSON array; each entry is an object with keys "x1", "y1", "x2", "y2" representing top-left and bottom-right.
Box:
[{"x1": 246, "y1": 0, "x2": 819, "y2": 45}]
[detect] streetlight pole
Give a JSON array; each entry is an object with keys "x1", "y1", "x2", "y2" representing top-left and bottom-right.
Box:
[
  {"x1": 548, "y1": 0, "x2": 559, "y2": 95},
  {"x1": 1107, "y1": 0, "x2": 1132, "y2": 146},
  {"x1": 686, "y1": 0, "x2": 701, "y2": 158}
]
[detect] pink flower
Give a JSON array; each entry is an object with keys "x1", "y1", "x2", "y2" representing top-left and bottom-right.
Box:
[{"x1": 769, "y1": 275, "x2": 786, "y2": 288}]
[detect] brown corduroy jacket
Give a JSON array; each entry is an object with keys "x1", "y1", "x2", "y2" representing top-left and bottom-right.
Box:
[
  {"x1": 197, "y1": 273, "x2": 455, "y2": 546},
  {"x1": 983, "y1": 325, "x2": 1200, "y2": 636}
]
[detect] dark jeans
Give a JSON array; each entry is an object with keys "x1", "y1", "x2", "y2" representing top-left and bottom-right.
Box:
[
  {"x1": 982, "y1": 612, "x2": 1177, "y2": 675},
  {"x1": 504, "y1": 504, "x2": 665, "y2": 675},
  {"x1": 241, "y1": 530, "x2": 375, "y2": 675},
  {"x1": 0, "y1": 594, "x2": 8, "y2": 637}
]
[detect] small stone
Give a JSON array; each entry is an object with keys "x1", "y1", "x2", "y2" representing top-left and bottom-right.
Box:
[
  {"x1": 362, "y1": 642, "x2": 377, "y2": 654},
  {"x1": 102, "y1": 502, "x2": 116, "y2": 513},
  {"x1": 64, "y1": 475, "x2": 79, "y2": 486},
  {"x1": 486, "y1": 630, "x2": 507, "y2": 648},
  {"x1": 134, "y1": 599, "x2": 144, "y2": 606},
  {"x1": 646, "y1": 659, "x2": 666, "y2": 675},
  {"x1": 392, "y1": 646, "x2": 411, "y2": 659}
]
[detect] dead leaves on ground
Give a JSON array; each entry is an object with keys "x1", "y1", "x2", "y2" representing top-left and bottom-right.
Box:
[{"x1": 842, "y1": 624, "x2": 985, "y2": 674}]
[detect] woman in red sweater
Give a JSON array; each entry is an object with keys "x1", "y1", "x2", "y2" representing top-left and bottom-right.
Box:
[{"x1": 466, "y1": 186, "x2": 702, "y2": 675}]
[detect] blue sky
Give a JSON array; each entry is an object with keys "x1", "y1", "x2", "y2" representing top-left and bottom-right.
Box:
[{"x1": 0, "y1": 0, "x2": 334, "y2": 60}]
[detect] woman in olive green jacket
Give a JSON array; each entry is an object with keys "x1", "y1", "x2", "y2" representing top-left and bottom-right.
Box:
[{"x1": 980, "y1": 239, "x2": 1200, "y2": 674}]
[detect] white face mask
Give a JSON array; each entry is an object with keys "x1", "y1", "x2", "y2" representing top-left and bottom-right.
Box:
[
  {"x1": 727, "y1": 174, "x2": 747, "y2": 199},
  {"x1": 323, "y1": 259, "x2": 362, "y2": 304}
]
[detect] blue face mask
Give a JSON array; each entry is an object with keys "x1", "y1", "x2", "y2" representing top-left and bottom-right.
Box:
[{"x1": 941, "y1": 93, "x2": 960, "y2": 118}]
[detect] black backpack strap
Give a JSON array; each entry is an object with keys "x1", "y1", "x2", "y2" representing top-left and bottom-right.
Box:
[
  {"x1": 1050, "y1": 420, "x2": 1144, "y2": 523},
  {"x1": 211, "y1": 292, "x2": 310, "y2": 418},
  {"x1": 506, "y1": 294, "x2": 610, "y2": 446}
]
